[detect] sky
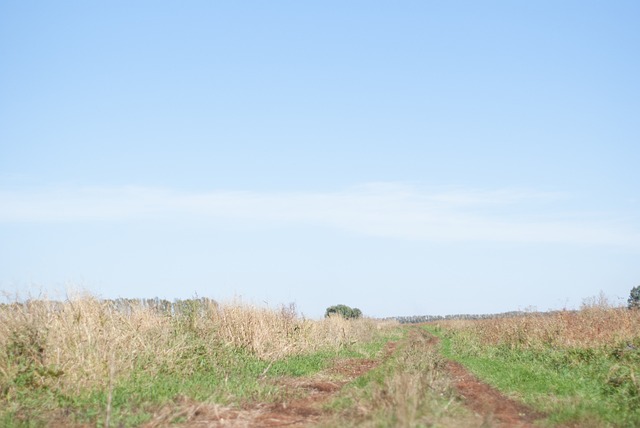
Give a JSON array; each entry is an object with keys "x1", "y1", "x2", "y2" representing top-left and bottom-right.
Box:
[{"x1": 1, "y1": 1, "x2": 639, "y2": 318}]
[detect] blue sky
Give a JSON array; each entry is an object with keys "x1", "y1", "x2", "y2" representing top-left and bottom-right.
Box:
[{"x1": 1, "y1": 1, "x2": 639, "y2": 318}]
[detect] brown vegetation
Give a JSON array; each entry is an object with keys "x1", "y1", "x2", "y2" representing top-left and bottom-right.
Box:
[
  {"x1": 440, "y1": 296, "x2": 640, "y2": 350},
  {"x1": 0, "y1": 293, "x2": 385, "y2": 398}
]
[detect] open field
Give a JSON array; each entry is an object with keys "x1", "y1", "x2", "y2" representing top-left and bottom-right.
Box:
[
  {"x1": 433, "y1": 297, "x2": 640, "y2": 427},
  {"x1": 1, "y1": 294, "x2": 639, "y2": 427},
  {"x1": 0, "y1": 294, "x2": 394, "y2": 426}
]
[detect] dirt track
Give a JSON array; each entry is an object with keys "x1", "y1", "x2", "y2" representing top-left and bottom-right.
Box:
[
  {"x1": 146, "y1": 328, "x2": 543, "y2": 427},
  {"x1": 446, "y1": 359, "x2": 544, "y2": 427}
]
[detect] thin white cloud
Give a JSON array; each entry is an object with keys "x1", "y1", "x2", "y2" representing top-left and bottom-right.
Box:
[{"x1": 0, "y1": 183, "x2": 637, "y2": 246}]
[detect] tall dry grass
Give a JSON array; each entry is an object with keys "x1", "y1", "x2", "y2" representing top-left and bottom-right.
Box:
[
  {"x1": 438, "y1": 296, "x2": 640, "y2": 427},
  {"x1": 0, "y1": 293, "x2": 381, "y2": 397},
  {"x1": 440, "y1": 296, "x2": 640, "y2": 350},
  {"x1": 211, "y1": 301, "x2": 381, "y2": 358}
]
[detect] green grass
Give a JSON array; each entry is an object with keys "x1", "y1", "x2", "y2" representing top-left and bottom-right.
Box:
[
  {"x1": 427, "y1": 325, "x2": 640, "y2": 427},
  {"x1": 1, "y1": 335, "x2": 379, "y2": 427},
  {"x1": 322, "y1": 326, "x2": 476, "y2": 427},
  {"x1": 3, "y1": 347, "x2": 261, "y2": 427},
  {"x1": 1, "y1": 319, "x2": 398, "y2": 427}
]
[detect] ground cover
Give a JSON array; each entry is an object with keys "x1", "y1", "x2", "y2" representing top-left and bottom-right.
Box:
[
  {"x1": 320, "y1": 326, "x2": 481, "y2": 427},
  {"x1": 0, "y1": 295, "x2": 391, "y2": 427},
  {"x1": 432, "y1": 300, "x2": 640, "y2": 427},
  {"x1": 6, "y1": 292, "x2": 637, "y2": 427}
]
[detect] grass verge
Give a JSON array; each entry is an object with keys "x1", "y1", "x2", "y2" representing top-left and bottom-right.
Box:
[{"x1": 429, "y1": 304, "x2": 640, "y2": 427}]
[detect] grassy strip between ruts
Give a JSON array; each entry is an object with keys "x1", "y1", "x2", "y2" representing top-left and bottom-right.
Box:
[
  {"x1": 426, "y1": 307, "x2": 640, "y2": 427},
  {"x1": 320, "y1": 326, "x2": 479, "y2": 428}
]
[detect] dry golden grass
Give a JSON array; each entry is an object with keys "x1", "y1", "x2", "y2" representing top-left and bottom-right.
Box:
[
  {"x1": 437, "y1": 295, "x2": 640, "y2": 427},
  {"x1": 440, "y1": 296, "x2": 640, "y2": 350},
  {"x1": 0, "y1": 293, "x2": 383, "y2": 397},
  {"x1": 211, "y1": 301, "x2": 383, "y2": 359}
]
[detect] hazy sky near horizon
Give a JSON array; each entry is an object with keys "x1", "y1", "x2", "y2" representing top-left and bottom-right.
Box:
[{"x1": 1, "y1": 1, "x2": 639, "y2": 318}]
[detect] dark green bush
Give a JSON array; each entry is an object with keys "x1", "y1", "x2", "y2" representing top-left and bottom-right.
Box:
[{"x1": 325, "y1": 304, "x2": 362, "y2": 319}]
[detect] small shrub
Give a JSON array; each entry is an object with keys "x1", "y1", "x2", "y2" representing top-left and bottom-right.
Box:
[{"x1": 325, "y1": 304, "x2": 362, "y2": 319}]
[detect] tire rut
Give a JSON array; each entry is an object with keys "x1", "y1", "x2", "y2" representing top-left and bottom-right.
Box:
[
  {"x1": 420, "y1": 327, "x2": 545, "y2": 427},
  {"x1": 146, "y1": 341, "x2": 397, "y2": 427}
]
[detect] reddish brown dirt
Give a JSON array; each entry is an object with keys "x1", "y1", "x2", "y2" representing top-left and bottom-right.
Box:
[
  {"x1": 411, "y1": 325, "x2": 545, "y2": 427},
  {"x1": 146, "y1": 330, "x2": 545, "y2": 427},
  {"x1": 248, "y1": 343, "x2": 399, "y2": 427},
  {"x1": 147, "y1": 341, "x2": 397, "y2": 427},
  {"x1": 445, "y1": 354, "x2": 545, "y2": 428}
]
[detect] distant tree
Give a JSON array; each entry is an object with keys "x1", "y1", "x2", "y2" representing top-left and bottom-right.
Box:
[
  {"x1": 628, "y1": 286, "x2": 640, "y2": 310},
  {"x1": 325, "y1": 304, "x2": 362, "y2": 319}
]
